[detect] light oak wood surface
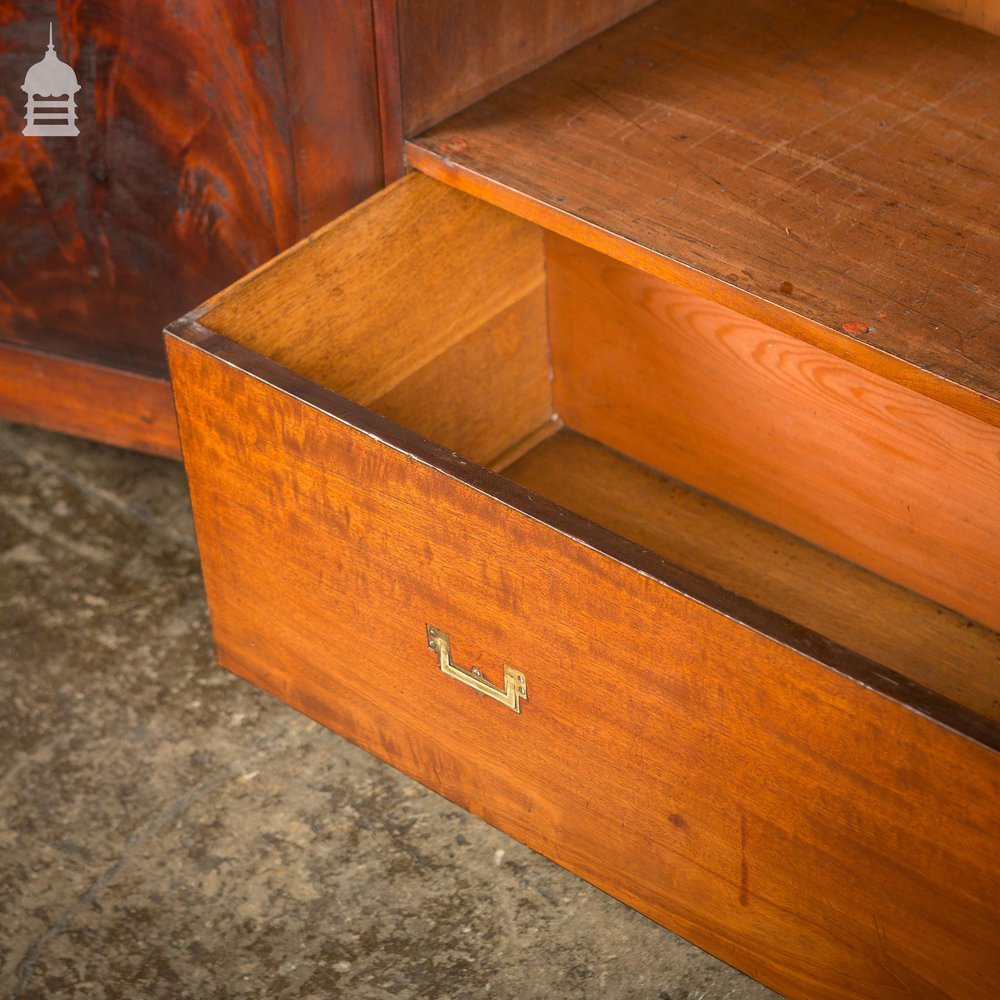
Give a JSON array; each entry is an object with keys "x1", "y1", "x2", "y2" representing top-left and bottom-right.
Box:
[
  {"x1": 370, "y1": 288, "x2": 552, "y2": 467},
  {"x1": 202, "y1": 174, "x2": 550, "y2": 466}
]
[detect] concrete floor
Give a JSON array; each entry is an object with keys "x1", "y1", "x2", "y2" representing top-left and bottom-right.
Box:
[{"x1": 0, "y1": 419, "x2": 778, "y2": 1000}]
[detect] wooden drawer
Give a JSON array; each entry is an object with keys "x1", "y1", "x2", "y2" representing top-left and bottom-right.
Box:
[{"x1": 167, "y1": 170, "x2": 1000, "y2": 999}]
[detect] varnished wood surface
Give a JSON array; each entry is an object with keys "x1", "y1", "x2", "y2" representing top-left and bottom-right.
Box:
[
  {"x1": 203, "y1": 174, "x2": 551, "y2": 467},
  {"x1": 0, "y1": 342, "x2": 179, "y2": 458},
  {"x1": 505, "y1": 428, "x2": 1000, "y2": 724},
  {"x1": 903, "y1": 0, "x2": 1000, "y2": 32},
  {"x1": 370, "y1": 289, "x2": 552, "y2": 467},
  {"x1": 546, "y1": 235, "x2": 1000, "y2": 632},
  {"x1": 0, "y1": 1, "x2": 384, "y2": 378},
  {"x1": 409, "y1": 0, "x2": 1000, "y2": 425},
  {"x1": 276, "y1": 0, "x2": 385, "y2": 233},
  {"x1": 397, "y1": 0, "x2": 655, "y2": 135},
  {"x1": 169, "y1": 326, "x2": 1000, "y2": 1000},
  {"x1": 373, "y1": 0, "x2": 405, "y2": 183}
]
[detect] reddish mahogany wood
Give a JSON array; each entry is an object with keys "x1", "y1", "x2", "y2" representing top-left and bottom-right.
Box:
[
  {"x1": 0, "y1": 341, "x2": 179, "y2": 458},
  {"x1": 373, "y1": 0, "x2": 405, "y2": 182},
  {"x1": 0, "y1": 0, "x2": 384, "y2": 379},
  {"x1": 277, "y1": 0, "x2": 385, "y2": 234},
  {"x1": 408, "y1": 0, "x2": 1000, "y2": 426},
  {"x1": 168, "y1": 325, "x2": 1000, "y2": 1000}
]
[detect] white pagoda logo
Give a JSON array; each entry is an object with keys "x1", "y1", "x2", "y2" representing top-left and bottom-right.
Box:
[{"x1": 22, "y1": 23, "x2": 80, "y2": 137}]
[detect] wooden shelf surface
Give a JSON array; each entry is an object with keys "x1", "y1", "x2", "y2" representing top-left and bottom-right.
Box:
[{"x1": 409, "y1": 0, "x2": 1000, "y2": 424}]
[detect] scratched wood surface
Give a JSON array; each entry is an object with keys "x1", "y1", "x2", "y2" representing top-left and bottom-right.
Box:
[
  {"x1": 0, "y1": 1, "x2": 383, "y2": 378},
  {"x1": 408, "y1": 0, "x2": 1000, "y2": 426},
  {"x1": 546, "y1": 235, "x2": 1000, "y2": 632},
  {"x1": 169, "y1": 326, "x2": 1000, "y2": 1000}
]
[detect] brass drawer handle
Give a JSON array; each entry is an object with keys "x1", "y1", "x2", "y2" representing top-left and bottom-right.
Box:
[{"x1": 426, "y1": 625, "x2": 527, "y2": 714}]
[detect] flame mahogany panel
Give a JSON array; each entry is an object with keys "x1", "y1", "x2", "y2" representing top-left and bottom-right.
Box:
[{"x1": 0, "y1": 0, "x2": 384, "y2": 378}]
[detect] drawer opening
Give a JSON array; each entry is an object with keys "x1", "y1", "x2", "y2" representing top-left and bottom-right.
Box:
[
  {"x1": 165, "y1": 9, "x2": 1000, "y2": 982},
  {"x1": 184, "y1": 171, "x2": 1000, "y2": 727}
]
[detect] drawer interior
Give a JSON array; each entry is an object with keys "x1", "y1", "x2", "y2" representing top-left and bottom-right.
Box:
[
  {"x1": 201, "y1": 174, "x2": 551, "y2": 471},
  {"x1": 194, "y1": 171, "x2": 1000, "y2": 725}
]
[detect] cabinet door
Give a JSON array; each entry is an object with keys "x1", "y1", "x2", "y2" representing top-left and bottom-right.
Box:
[{"x1": 0, "y1": 0, "x2": 387, "y2": 452}]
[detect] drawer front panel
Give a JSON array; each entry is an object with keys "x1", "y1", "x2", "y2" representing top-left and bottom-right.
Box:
[{"x1": 169, "y1": 330, "x2": 1000, "y2": 1000}]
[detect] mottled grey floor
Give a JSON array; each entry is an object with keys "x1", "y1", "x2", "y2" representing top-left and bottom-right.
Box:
[{"x1": 0, "y1": 420, "x2": 777, "y2": 1000}]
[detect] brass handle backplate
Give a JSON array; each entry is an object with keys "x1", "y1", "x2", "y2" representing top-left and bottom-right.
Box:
[{"x1": 426, "y1": 625, "x2": 526, "y2": 714}]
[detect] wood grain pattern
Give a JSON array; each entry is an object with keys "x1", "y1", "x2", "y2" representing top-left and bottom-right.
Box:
[
  {"x1": 277, "y1": 0, "x2": 385, "y2": 233},
  {"x1": 505, "y1": 429, "x2": 1000, "y2": 725},
  {"x1": 902, "y1": 0, "x2": 1000, "y2": 32},
  {"x1": 168, "y1": 325, "x2": 1000, "y2": 1000},
  {"x1": 203, "y1": 174, "x2": 548, "y2": 429},
  {"x1": 546, "y1": 235, "x2": 1000, "y2": 632},
  {"x1": 372, "y1": 0, "x2": 405, "y2": 183},
  {"x1": 0, "y1": 341, "x2": 179, "y2": 458},
  {"x1": 0, "y1": 0, "x2": 383, "y2": 378},
  {"x1": 397, "y1": 0, "x2": 655, "y2": 135},
  {"x1": 408, "y1": 0, "x2": 1000, "y2": 426},
  {"x1": 370, "y1": 289, "x2": 553, "y2": 467}
]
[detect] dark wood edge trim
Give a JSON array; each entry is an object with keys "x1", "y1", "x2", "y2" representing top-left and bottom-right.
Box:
[
  {"x1": 373, "y1": 0, "x2": 405, "y2": 183},
  {"x1": 0, "y1": 341, "x2": 181, "y2": 459},
  {"x1": 404, "y1": 141, "x2": 1000, "y2": 430},
  {"x1": 166, "y1": 319, "x2": 1000, "y2": 754}
]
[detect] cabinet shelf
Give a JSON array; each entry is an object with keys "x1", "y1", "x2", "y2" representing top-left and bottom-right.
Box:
[{"x1": 408, "y1": 0, "x2": 1000, "y2": 425}]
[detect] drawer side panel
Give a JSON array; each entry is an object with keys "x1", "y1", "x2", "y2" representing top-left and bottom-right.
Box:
[{"x1": 548, "y1": 235, "x2": 1000, "y2": 632}]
